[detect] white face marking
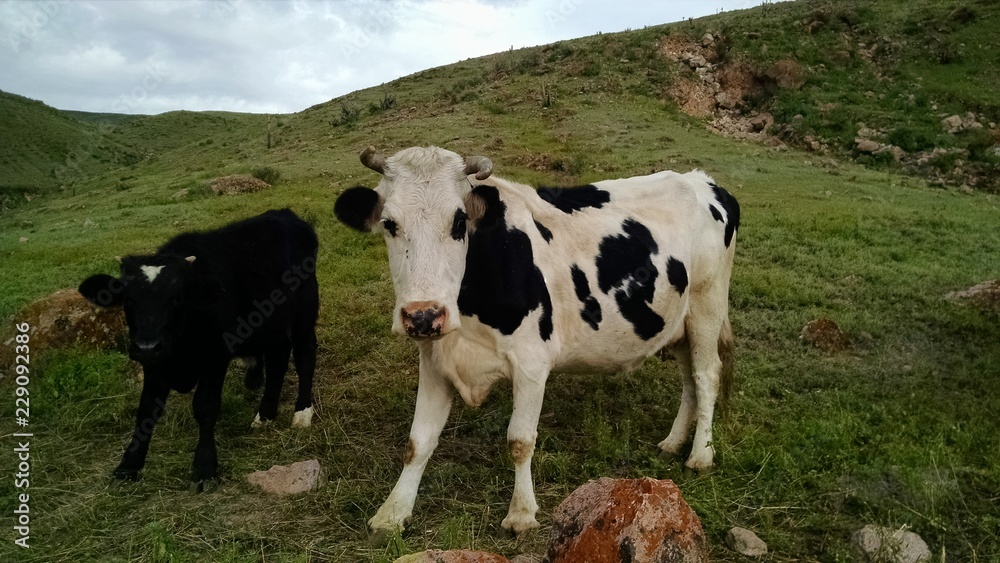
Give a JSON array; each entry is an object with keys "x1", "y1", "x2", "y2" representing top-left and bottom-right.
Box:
[{"x1": 140, "y1": 265, "x2": 165, "y2": 283}]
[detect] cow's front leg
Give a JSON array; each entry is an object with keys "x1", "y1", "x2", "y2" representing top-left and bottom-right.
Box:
[
  {"x1": 501, "y1": 366, "x2": 547, "y2": 535},
  {"x1": 190, "y1": 373, "x2": 225, "y2": 492},
  {"x1": 114, "y1": 377, "x2": 169, "y2": 480},
  {"x1": 369, "y1": 354, "x2": 453, "y2": 536}
]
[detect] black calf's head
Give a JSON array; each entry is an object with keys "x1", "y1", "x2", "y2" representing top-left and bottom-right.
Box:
[{"x1": 79, "y1": 255, "x2": 222, "y2": 363}]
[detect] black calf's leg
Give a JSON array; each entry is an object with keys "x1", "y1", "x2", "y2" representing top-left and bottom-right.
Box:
[
  {"x1": 191, "y1": 374, "x2": 224, "y2": 492},
  {"x1": 291, "y1": 325, "x2": 317, "y2": 428},
  {"x1": 115, "y1": 378, "x2": 170, "y2": 480},
  {"x1": 244, "y1": 355, "x2": 264, "y2": 390},
  {"x1": 253, "y1": 342, "x2": 292, "y2": 426}
]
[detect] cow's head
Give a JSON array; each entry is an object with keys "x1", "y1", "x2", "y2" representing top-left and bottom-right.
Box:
[
  {"x1": 78, "y1": 255, "x2": 222, "y2": 363},
  {"x1": 334, "y1": 146, "x2": 497, "y2": 338}
]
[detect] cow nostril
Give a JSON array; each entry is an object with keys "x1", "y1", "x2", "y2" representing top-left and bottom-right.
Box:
[{"x1": 401, "y1": 306, "x2": 445, "y2": 336}]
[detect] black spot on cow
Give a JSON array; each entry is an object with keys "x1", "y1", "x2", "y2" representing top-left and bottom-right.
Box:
[
  {"x1": 570, "y1": 265, "x2": 602, "y2": 330},
  {"x1": 383, "y1": 219, "x2": 398, "y2": 237},
  {"x1": 666, "y1": 257, "x2": 688, "y2": 295},
  {"x1": 595, "y1": 219, "x2": 664, "y2": 340},
  {"x1": 534, "y1": 220, "x2": 553, "y2": 243},
  {"x1": 709, "y1": 204, "x2": 723, "y2": 223},
  {"x1": 459, "y1": 186, "x2": 553, "y2": 340},
  {"x1": 536, "y1": 184, "x2": 611, "y2": 214},
  {"x1": 451, "y1": 209, "x2": 467, "y2": 241},
  {"x1": 710, "y1": 183, "x2": 741, "y2": 248},
  {"x1": 618, "y1": 536, "x2": 636, "y2": 563}
]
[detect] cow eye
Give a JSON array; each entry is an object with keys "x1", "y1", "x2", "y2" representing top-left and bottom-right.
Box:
[
  {"x1": 382, "y1": 219, "x2": 398, "y2": 238},
  {"x1": 451, "y1": 209, "x2": 468, "y2": 241}
]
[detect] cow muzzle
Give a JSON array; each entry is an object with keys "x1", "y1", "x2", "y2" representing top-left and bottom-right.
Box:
[
  {"x1": 129, "y1": 338, "x2": 165, "y2": 362},
  {"x1": 399, "y1": 301, "x2": 450, "y2": 338}
]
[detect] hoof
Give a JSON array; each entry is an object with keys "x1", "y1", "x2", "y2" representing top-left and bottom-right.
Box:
[
  {"x1": 501, "y1": 514, "x2": 540, "y2": 537},
  {"x1": 366, "y1": 525, "x2": 405, "y2": 547},
  {"x1": 251, "y1": 413, "x2": 272, "y2": 429},
  {"x1": 291, "y1": 407, "x2": 313, "y2": 428},
  {"x1": 112, "y1": 467, "x2": 140, "y2": 481},
  {"x1": 189, "y1": 477, "x2": 219, "y2": 494}
]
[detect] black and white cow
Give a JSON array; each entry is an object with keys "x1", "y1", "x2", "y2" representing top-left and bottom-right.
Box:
[
  {"x1": 334, "y1": 146, "x2": 739, "y2": 534},
  {"x1": 78, "y1": 208, "x2": 319, "y2": 490}
]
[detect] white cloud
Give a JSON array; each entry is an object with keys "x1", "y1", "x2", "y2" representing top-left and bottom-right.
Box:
[{"x1": 0, "y1": 0, "x2": 782, "y2": 115}]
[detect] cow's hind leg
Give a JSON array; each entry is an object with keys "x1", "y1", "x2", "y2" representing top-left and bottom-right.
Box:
[
  {"x1": 290, "y1": 320, "x2": 317, "y2": 428},
  {"x1": 369, "y1": 352, "x2": 453, "y2": 537},
  {"x1": 252, "y1": 341, "x2": 292, "y2": 428},
  {"x1": 658, "y1": 338, "x2": 696, "y2": 457},
  {"x1": 680, "y1": 295, "x2": 729, "y2": 472}
]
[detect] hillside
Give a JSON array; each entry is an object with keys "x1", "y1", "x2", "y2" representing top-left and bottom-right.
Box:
[{"x1": 1, "y1": 0, "x2": 998, "y2": 561}]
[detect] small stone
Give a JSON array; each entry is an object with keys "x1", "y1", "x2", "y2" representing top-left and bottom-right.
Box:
[
  {"x1": 853, "y1": 525, "x2": 931, "y2": 563},
  {"x1": 855, "y1": 139, "x2": 881, "y2": 154},
  {"x1": 171, "y1": 188, "x2": 190, "y2": 199},
  {"x1": 941, "y1": 115, "x2": 963, "y2": 131},
  {"x1": 701, "y1": 32, "x2": 714, "y2": 46},
  {"x1": 750, "y1": 112, "x2": 773, "y2": 132},
  {"x1": 246, "y1": 459, "x2": 323, "y2": 496},
  {"x1": 19, "y1": 237, "x2": 28, "y2": 243},
  {"x1": 726, "y1": 527, "x2": 768, "y2": 557},
  {"x1": 396, "y1": 550, "x2": 509, "y2": 563}
]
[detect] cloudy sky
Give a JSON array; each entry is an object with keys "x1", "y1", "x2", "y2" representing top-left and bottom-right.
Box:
[{"x1": 1, "y1": 0, "x2": 779, "y2": 115}]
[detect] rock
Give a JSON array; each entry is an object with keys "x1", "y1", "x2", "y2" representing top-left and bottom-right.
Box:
[
  {"x1": 395, "y1": 550, "x2": 509, "y2": 563},
  {"x1": 750, "y1": 112, "x2": 773, "y2": 132},
  {"x1": 946, "y1": 279, "x2": 1000, "y2": 313},
  {"x1": 19, "y1": 237, "x2": 28, "y2": 243},
  {"x1": 0, "y1": 289, "x2": 128, "y2": 375},
  {"x1": 246, "y1": 459, "x2": 323, "y2": 496},
  {"x1": 171, "y1": 188, "x2": 190, "y2": 199},
  {"x1": 700, "y1": 33, "x2": 714, "y2": 47},
  {"x1": 855, "y1": 139, "x2": 881, "y2": 154},
  {"x1": 853, "y1": 525, "x2": 931, "y2": 563},
  {"x1": 766, "y1": 59, "x2": 806, "y2": 90},
  {"x1": 546, "y1": 477, "x2": 708, "y2": 563},
  {"x1": 688, "y1": 54, "x2": 708, "y2": 68},
  {"x1": 800, "y1": 318, "x2": 850, "y2": 353},
  {"x1": 941, "y1": 115, "x2": 963, "y2": 131},
  {"x1": 715, "y1": 92, "x2": 738, "y2": 109},
  {"x1": 725, "y1": 527, "x2": 767, "y2": 557}
]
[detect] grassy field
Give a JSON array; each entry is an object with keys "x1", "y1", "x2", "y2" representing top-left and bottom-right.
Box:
[{"x1": 2, "y1": 1, "x2": 999, "y2": 561}]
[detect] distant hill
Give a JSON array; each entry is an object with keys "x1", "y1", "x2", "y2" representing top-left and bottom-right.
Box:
[
  {"x1": 0, "y1": 91, "x2": 140, "y2": 202},
  {"x1": 1, "y1": 0, "x2": 996, "y2": 208}
]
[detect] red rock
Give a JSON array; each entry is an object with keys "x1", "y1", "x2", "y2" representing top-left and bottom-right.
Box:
[
  {"x1": 546, "y1": 477, "x2": 708, "y2": 563},
  {"x1": 246, "y1": 459, "x2": 323, "y2": 496}
]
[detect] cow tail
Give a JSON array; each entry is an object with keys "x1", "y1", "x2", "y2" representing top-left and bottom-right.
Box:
[{"x1": 717, "y1": 316, "x2": 734, "y2": 423}]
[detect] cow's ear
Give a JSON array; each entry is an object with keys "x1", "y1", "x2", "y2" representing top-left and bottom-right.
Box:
[
  {"x1": 185, "y1": 276, "x2": 224, "y2": 307},
  {"x1": 465, "y1": 185, "x2": 505, "y2": 232},
  {"x1": 335, "y1": 186, "x2": 383, "y2": 232},
  {"x1": 79, "y1": 274, "x2": 125, "y2": 308}
]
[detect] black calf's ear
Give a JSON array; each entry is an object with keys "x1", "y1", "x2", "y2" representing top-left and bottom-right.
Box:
[
  {"x1": 79, "y1": 274, "x2": 126, "y2": 308},
  {"x1": 464, "y1": 185, "x2": 505, "y2": 233},
  {"x1": 334, "y1": 186, "x2": 383, "y2": 232}
]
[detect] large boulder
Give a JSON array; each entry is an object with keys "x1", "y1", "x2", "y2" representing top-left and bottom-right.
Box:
[
  {"x1": 0, "y1": 288, "x2": 127, "y2": 375},
  {"x1": 545, "y1": 477, "x2": 708, "y2": 563}
]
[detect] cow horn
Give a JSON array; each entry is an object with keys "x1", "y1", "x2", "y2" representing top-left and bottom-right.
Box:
[
  {"x1": 464, "y1": 155, "x2": 493, "y2": 180},
  {"x1": 360, "y1": 146, "x2": 386, "y2": 174},
  {"x1": 185, "y1": 256, "x2": 197, "y2": 263}
]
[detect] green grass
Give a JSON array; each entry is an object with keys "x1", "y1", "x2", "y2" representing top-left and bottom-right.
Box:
[{"x1": 1, "y1": 0, "x2": 999, "y2": 561}]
